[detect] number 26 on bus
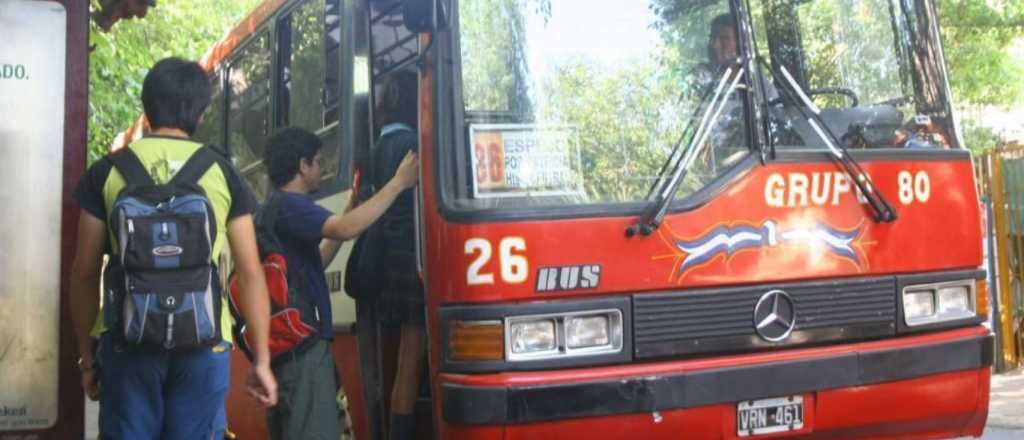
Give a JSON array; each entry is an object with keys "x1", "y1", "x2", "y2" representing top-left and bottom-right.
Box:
[{"x1": 465, "y1": 237, "x2": 528, "y2": 286}]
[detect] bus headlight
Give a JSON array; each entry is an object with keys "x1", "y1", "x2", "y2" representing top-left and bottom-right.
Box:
[
  {"x1": 509, "y1": 319, "x2": 557, "y2": 355},
  {"x1": 937, "y1": 286, "x2": 971, "y2": 314},
  {"x1": 902, "y1": 280, "x2": 976, "y2": 326},
  {"x1": 903, "y1": 291, "x2": 935, "y2": 321},
  {"x1": 506, "y1": 310, "x2": 623, "y2": 361},
  {"x1": 566, "y1": 315, "x2": 610, "y2": 349}
]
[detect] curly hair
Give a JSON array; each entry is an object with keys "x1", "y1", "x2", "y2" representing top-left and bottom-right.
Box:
[{"x1": 263, "y1": 127, "x2": 323, "y2": 188}]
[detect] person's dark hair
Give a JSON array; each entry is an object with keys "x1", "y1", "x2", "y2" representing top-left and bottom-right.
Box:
[
  {"x1": 141, "y1": 57, "x2": 211, "y2": 136},
  {"x1": 374, "y1": 70, "x2": 418, "y2": 133},
  {"x1": 264, "y1": 127, "x2": 323, "y2": 188},
  {"x1": 707, "y1": 13, "x2": 735, "y2": 64}
]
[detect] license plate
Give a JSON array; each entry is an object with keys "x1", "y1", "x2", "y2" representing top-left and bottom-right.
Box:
[{"x1": 737, "y1": 396, "x2": 804, "y2": 437}]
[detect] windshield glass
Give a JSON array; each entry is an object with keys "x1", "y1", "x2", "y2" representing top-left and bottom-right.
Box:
[
  {"x1": 452, "y1": 0, "x2": 751, "y2": 210},
  {"x1": 749, "y1": 0, "x2": 955, "y2": 151}
]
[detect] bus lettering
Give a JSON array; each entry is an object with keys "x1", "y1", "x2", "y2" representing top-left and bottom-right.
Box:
[
  {"x1": 536, "y1": 265, "x2": 601, "y2": 292},
  {"x1": 766, "y1": 172, "x2": 865, "y2": 207},
  {"x1": 898, "y1": 171, "x2": 931, "y2": 205},
  {"x1": 466, "y1": 237, "x2": 530, "y2": 285},
  {"x1": 499, "y1": 237, "x2": 528, "y2": 284},
  {"x1": 465, "y1": 238, "x2": 494, "y2": 285}
]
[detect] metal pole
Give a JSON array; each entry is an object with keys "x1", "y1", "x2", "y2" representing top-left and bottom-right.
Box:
[
  {"x1": 991, "y1": 152, "x2": 1019, "y2": 369},
  {"x1": 987, "y1": 191, "x2": 1006, "y2": 372}
]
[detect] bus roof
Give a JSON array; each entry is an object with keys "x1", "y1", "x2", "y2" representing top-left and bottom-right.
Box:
[
  {"x1": 197, "y1": 0, "x2": 286, "y2": 72},
  {"x1": 113, "y1": 0, "x2": 286, "y2": 150}
]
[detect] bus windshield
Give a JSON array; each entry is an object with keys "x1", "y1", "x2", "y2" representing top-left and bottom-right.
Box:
[
  {"x1": 454, "y1": 0, "x2": 749, "y2": 210},
  {"x1": 451, "y1": 0, "x2": 953, "y2": 212}
]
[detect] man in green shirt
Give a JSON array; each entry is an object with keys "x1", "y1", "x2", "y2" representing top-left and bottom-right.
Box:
[{"x1": 70, "y1": 57, "x2": 276, "y2": 439}]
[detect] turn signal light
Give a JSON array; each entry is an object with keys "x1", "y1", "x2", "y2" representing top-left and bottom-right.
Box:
[
  {"x1": 448, "y1": 320, "x2": 504, "y2": 361},
  {"x1": 976, "y1": 279, "x2": 989, "y2": 318}
]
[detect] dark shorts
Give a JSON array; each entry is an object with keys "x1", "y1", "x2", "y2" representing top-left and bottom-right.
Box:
[
  {"x1": 97, "y1": 334, "x2": 230, "y2": 440},
  {"x1": 377, "y1": 294, "x2": 426, "y2": 326},
  {"x1": 374, "y1": 247, "x2": 426, "y2": 326},
  {"x1": 267, "y1": 338, "x2": 340, "y2": 440}
]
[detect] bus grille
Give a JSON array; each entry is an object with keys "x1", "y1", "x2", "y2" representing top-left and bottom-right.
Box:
[{"x1": 632, "y1": 276, "x2": 897, "y2": 359}]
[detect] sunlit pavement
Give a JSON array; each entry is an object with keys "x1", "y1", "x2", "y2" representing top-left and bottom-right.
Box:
[
  {"x1": 977, "y1": 428, "x2": 1024, "y2": 440},
  {"x1": 85, "y1": 398, "x2": 97, "y2": 440},
  {"x1": 85, "y1": 369, "x2": 1024, "y2": 439},
  {"x1": 974, "y1": 368, "x2": 1024, "y2": 439}
]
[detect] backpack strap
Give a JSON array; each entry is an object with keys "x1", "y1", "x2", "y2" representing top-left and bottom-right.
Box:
[
  {"x1": 170, "y1": 146, "x2": 219, "y2": 185},
  {"x1": 254, "y1": 190, "x2": 286, "y2": 256},
  {"x1": 108, "y1": 148, "x2": 156, "y2": 187},
  {"x1": 260, "y1": 190, "x2": 284, "y2": 233}
]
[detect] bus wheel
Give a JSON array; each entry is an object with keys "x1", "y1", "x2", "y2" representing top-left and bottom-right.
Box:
[{"x1": 338, "y1": 388, "x2": 354, "y2": 440}]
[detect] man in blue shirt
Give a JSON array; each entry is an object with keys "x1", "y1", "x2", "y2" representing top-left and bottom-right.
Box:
[{"x1": 262, "y1": 127, "x2": 418, "y2": 440}]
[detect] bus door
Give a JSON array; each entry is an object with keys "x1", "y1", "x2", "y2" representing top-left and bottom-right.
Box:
[
  {"x1": 362, "y1": 0, "x2": 442, "y2": 435},
  {"x1": 352, "y1": 1, "x2": 434, "y2": 438}
]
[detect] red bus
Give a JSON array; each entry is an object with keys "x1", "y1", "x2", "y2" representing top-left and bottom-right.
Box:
[{"x1": 115, "y1": 0, "x2": 991, "y2": 439}]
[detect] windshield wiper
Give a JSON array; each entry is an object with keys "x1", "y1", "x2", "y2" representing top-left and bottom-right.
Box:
[
  {"x1": 764, "y1": 57, "x2": 897, "y2": 223},
  {"x1": 627, "y1": 62, "x2": 746, "y2": 237}
]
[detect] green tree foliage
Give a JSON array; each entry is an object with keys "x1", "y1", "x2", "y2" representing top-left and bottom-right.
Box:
[
  {"x1": 88, "y1": 0, "x2": 263, "y2": 164},
  {"x1": 458, "y1": 0, "x2": 547, "y2": 114},
  {"x1": 540, "y1": 59, "x2": 678, "y2": 201},
  {"x1": 938, "y1": 0, "x2": 1024, "y2": 106},
  {"x1": 796, "y1": 0, "x2": 909, "y2": 107},
  {"x1": 937, "y1": 0, "x2": 1024, "y2": 151}
]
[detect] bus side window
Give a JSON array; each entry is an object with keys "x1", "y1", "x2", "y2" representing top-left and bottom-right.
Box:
[
  {"x1": 370, "y1": 0, "x2": 418, "y2": 82},
  {"x1": 278, "y1": 0, "x2": 341, "y2": 130},
  {"x1": 194, "y1": 71, "x2": 225, "y2": 149},
  {"x1": 324, "y1": 0, "x2": 342, "y2": 123},
  {"x1": 228, "y1": 32, "x2": 272, "y2": 198},
  {"x1": 277, "y1": 0, "x2": 344, "y2": 180}
]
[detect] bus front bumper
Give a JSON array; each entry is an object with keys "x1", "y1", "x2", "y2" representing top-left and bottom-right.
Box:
[{"x1": 439, "y1": 327, "x2": 992, "y2": 439}]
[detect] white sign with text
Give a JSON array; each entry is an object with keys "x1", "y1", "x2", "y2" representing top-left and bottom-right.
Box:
[
  {"x1": 469, "y1": 124, "x2": 583, "y2": 199},
  {"x1": 0, "y1": 0, "x2": 67, "y2": 431}
]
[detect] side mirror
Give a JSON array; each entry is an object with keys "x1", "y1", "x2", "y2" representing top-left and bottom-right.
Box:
[{"x1": 403, "y1": 0, "x2": 447, "y2": 33}]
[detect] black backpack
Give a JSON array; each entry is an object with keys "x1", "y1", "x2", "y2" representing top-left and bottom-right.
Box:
[
  {"x1": 345, "y1": 130, "x2": 418, "y2": 300},
  {"x1": 104, "y1": 147, "x2": 222, "y2": 350},
  {"x1": 228, "y1": 191, "x2": 322, "y2": 361}
]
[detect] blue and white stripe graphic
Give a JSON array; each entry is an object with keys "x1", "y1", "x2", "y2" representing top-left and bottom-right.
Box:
[{"x1": 676, "y1": 220, "x2": 860, "y2": 273}]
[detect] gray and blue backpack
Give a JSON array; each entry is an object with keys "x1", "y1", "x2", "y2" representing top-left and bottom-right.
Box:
[{"x1": 104, "y1": 146, "x2": 222, "y2": 350}]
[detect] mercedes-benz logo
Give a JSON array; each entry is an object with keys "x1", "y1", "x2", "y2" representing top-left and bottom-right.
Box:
[{"x1": 753, "y1": 290, "x2": 796, "y2": 342}]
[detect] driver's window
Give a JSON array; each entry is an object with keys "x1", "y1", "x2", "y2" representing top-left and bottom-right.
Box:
[
  {"x1": 675, "y1": 10, "x2": 755, "y2": 196},
  {"x1": 797, "y1": 0, "x2": 908, "y2": 109},
  {"x1": 751, "y1": 0, "x2": 918, "y2": 150}
]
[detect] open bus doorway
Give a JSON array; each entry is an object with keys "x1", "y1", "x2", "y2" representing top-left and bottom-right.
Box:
[{"x1": 211, "y1": 1, "x2": 433, "y2": 438}]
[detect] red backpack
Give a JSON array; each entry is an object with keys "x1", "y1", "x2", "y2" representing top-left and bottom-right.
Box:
[{"x1": 227, "y1": 191, "x2": 320, "y2": 360}]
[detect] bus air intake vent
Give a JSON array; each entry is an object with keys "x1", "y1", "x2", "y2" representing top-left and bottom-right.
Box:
[{"x1": 632, "y1": 276, "x2": 897, "y2": 359}]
